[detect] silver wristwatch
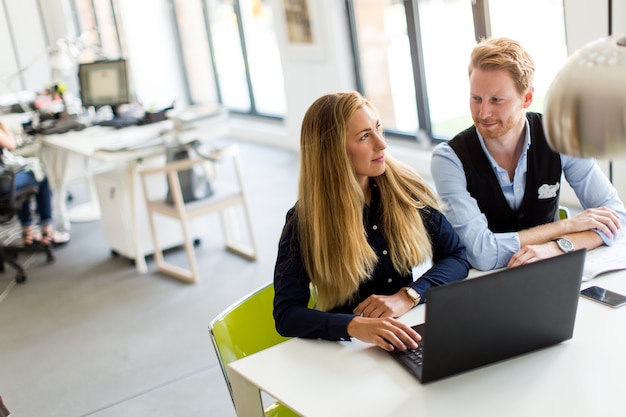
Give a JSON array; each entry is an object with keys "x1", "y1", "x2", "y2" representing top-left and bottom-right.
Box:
[{"x1": 554, "y1": 237, "x2": 574, "y2": 253}]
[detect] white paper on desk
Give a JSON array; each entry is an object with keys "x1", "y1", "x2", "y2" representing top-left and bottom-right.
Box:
[
  {"x1": 412, "y1": 257, "x2": 433, "y2": 281},
  {"x1": 582, "y1": 236, "x2": 626, "y2": 281},
  {"x1": 98, "y1": 135, "x2": 164, "y2": 151}
]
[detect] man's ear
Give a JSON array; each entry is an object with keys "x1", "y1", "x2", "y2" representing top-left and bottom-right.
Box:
[{"x1": 522, "y1": 87, "x2": 534, "y2": 109}]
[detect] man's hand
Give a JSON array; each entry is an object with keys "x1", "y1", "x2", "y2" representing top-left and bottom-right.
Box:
[
  {"x1": 512, "y1": 206, "x2": 622, "y2": 268},
  {"x1": 565, "y1": 207, "x2": 621, "y2": 238},
  {"x1": 346, "y1": 316, "x2": 421, "y2": 352},
  {"x1": 507, "y1": 241, "x2": 561, "y2": 268}
]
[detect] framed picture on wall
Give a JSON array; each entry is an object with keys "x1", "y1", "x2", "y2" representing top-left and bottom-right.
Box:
[{"x1": 281, "y1": 0, "x2": 324, "y2": 60}]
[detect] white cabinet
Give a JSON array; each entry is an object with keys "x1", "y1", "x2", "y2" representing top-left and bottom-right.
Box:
[{"x1": 93, "y1": 155, "x2": 202, "y2": 260}]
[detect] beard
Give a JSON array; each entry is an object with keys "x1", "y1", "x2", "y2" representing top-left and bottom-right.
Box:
[{"x1": 473, "y1": 112, "x2": 521, "y2": 140}]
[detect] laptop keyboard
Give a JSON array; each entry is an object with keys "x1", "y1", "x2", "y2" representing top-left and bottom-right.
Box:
[{"x1": 392, "y1": 342, "x2": 424, "y2": 374}]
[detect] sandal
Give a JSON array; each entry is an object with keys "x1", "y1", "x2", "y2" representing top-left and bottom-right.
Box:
[
  {"x1": 41, "y1": 226, "x2": 70, "y2": 247},
  {"x1": 22, "y1": 226, "x2": 42, "y2": 246}
]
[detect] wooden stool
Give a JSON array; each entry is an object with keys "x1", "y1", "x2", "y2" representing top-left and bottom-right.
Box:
[{"x1": 139, "y1": 144, "x2": 257, "y2": 283}]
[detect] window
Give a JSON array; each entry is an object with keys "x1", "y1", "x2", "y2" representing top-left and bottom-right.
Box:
[
  {"x1": 239, "y1": 0, "x2": 286, "y2": 115},
  {"x1": 417, "y1": 0, "x2": 477, "y2": 139},
  {"x1": 173, "y1": 0, "x2": 286, "y2": 117},
  {"x1": 351, "y1": 1, "x2": 419, "y2": 135},
  {"x1": 71, "y1": 0, "x2": 126, "y2": 62},
  {"x1": 73, "y1": 0, "x2": 286, "y2": 118},
  {"x1": 203, "y1": 0, "x2": 252, "y2": 111},
  {"x1": 171, "y1": 0, "x2": 218, "y2": 104},
  {"x1": 488, "y1": 0, "x2": 568, "y2": 114},
  {"x1": 348, "y1": 0, "x2": 568, "y2": 142}
]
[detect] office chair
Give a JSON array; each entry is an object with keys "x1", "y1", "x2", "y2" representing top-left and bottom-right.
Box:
[
  {"x1": 209, "y1": 283, "x2": 315, "y2": 417},
  {"x1": 0, "y1": 164, "x2": 54, "y2": 283}
]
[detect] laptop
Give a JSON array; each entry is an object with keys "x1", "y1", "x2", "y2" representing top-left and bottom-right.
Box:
[{"x1": 389, "y1": 249, "x2": 586, "y2": 383}]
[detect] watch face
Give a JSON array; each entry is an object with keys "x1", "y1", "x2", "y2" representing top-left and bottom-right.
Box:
[{"x1": 556, "y1": 238, "x2": 574, "y2": 252}]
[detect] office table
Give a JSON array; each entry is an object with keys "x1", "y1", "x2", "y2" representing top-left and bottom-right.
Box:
[
  {"x1": 39, "y1": 122, "x2": 173, "y2": 273},
  {"x1": 39, "y1": 110, "x2": 230, "y2": 273},
  {"x1": 228, "y1": 269, "x2": 626, "y2": 417}
]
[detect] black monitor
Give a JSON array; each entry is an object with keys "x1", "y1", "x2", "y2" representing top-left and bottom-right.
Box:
[{"x1": 78, "y1": 59, "x2": 131, "y2": 116}]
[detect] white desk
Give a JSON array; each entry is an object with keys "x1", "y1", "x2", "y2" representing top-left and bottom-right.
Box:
[
  {"x1": 228, "y1": 270, "x2": 626, "y2": 417},
  {"x1": 39, "y1": 122, "x2": 173, "y2": 273},
  {"x1": 39, "y1": 109, "x2": 230, "y2": 273}
]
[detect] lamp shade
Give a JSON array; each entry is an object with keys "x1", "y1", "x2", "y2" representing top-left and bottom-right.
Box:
[{"x1": 543, "y1": 35, "x2": 626, "y2": 158}]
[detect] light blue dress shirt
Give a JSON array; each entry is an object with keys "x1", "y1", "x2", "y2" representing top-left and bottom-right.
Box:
[{"x1": 430, "y1": 118, "x2": 626, "y2": 270}]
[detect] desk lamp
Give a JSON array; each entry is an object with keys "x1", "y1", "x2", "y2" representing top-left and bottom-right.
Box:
[{"x1": 543, "y1": 34, "x2": 626, "y2": 159}]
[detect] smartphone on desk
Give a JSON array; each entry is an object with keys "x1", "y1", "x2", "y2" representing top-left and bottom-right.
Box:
[{"x1": 580, "y1": 286, "x2": 626, "y2": 308}]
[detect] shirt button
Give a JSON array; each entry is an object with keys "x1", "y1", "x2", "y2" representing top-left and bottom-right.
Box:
[
  {"x1": 382, "y1": 249, "x2": 388, "y2": 255},
  {"x1": 387, "y1": 277, "x2": 392, "y2": 283},
  {"x1": 372, "y1": 225, "x2": 378, "y2": 230}
]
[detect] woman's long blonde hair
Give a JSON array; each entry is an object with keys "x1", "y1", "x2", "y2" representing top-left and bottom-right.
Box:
[{"x1": 296, "y1": 92, "x2": 440, "y2": 311}]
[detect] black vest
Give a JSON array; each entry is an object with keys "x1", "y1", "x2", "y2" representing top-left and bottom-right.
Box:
[{"x1": 448, "y1": 112, "x2": 562, "y2": 233}]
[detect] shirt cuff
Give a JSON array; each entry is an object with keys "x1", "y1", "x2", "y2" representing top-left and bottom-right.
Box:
[
  {"x1": 328, "y1": 313, "x2": 356, "y2": 341},
  {"x1": 593, "y1": 227, "x2": 624, "y2": 246},
  {"x1": 494, "y1": 232, "x2": 521, "y2": 269}
]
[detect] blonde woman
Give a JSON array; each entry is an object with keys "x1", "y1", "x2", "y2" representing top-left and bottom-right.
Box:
[{"x1": 273, "y1": 92, "x2": 470, "y2": 352}]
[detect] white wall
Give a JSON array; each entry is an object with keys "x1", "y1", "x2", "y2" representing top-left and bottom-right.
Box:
[
  {"x1": 38, "y1": 0, "x2": 76, "y2": 42},
  {"x1": 228, "y1": 0, "x2": 356, "y2": 152},
  {"x1": 0, "y1": 0, "x2": 50, "y2": 95},
  {"x1": 563, "y1": 0, "x2": 608, "y2": 53},
  {"x1": 615, "y1": 0, "x2": 626, "y2": 34},
  {"x1": 267, "y1": 0, "x2": 355, "y2": 150},
  {"x1": 563, "y1": 0, "x2": 626, "y2": 52}
]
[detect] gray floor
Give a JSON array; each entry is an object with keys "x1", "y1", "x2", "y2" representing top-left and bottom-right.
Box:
[{"x1": 0, "y1": 139, "x2": 300, "y2": 416}]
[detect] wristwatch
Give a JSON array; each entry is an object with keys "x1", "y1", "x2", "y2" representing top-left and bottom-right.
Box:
[
  {"x1": 554, "y1": 237, "x2": 574, "y2": 253},
  {"x1": 403, "y1": 287, "x2": 421, "y2": 307}
]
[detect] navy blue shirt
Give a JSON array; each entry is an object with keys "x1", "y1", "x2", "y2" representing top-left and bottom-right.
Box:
[{"x1": 273, "y1": 184, "x2": 470, "y2": 341}]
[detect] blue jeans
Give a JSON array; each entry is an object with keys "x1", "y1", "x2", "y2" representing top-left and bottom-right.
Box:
[{"x1": 14, "y1": 171, "x2": 53, "y2": 228}]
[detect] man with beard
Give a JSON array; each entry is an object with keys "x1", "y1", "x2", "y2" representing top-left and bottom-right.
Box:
[{"x1": 430, "y1": 37, "x2": 625, "y2": 271}]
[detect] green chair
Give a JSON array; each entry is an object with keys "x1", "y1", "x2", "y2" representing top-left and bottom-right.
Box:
[
  {"x1": 559, "y1": 206, "x2": 570, "y2": 220},
  {"x1": 209, "y1": 283, "x2": 308, "y2": 417}
]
